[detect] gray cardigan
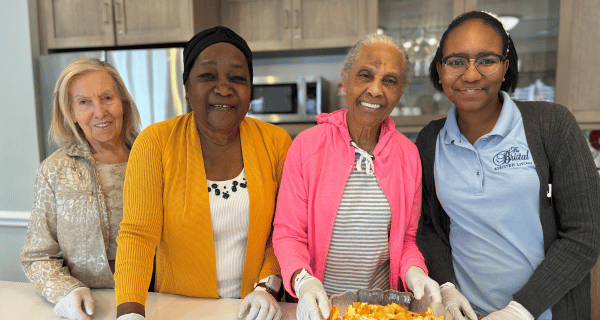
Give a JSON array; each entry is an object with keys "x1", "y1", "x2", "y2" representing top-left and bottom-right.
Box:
[{"x1": 415, "y1": 100, "x2": 600, "y2": 319}]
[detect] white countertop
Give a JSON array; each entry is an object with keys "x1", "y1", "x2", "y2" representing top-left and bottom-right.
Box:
[{"x1": 0, "y1": 280, "x2": 298, "y2": 319}]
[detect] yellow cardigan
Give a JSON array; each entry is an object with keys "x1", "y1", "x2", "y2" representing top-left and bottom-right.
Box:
[{"x1": 115, "y1": 113, "x2": 292, "y2": 305}]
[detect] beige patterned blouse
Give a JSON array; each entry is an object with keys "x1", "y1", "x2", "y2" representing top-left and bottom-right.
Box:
[{"x1": 95, "y1": 161, "x2": 127, "y2": 263}]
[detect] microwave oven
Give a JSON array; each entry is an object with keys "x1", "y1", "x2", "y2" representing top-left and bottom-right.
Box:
[{"x1": 247, "y1": 75, "x2": 329, "y2": 123}]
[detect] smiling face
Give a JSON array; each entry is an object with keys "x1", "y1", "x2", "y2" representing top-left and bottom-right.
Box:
[
  {"x1": 69, "y1": 70, "x2": 125, "y2": 151},
  {"x1": 185, "y1": 42, "x2": 251, "y2": 138},
  {"x1": 343, "y1": 42, "x2": 405, "y2": 129},
  {"x1": 436, "y1": 19, "x2": 509, "y2": 114}
]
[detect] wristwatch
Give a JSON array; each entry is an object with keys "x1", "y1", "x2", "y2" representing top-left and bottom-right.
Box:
[
  {"x1": 254, "y1": 282, "x2": 277, "y2": 297},
  {"x1": 254, "y1": 275, "x2": 281, "y2": 299}
]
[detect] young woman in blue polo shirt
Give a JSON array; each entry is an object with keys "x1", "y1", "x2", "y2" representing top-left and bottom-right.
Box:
[{"x1": 416, "y1": 11, "x2": 600, "y2": 320}]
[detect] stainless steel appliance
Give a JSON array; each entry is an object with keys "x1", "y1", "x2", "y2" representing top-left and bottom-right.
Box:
[
  {"x1": 38, "y1": 48, "x2": 187, "y2": 158},
  {"x1": 248, "y1": 75, "x2": 329, "y2": 123}
]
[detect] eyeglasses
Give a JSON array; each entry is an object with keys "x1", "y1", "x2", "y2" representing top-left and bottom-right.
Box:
[{"x1": 441, "y1": 54, "x2": 506, "y2": 76}]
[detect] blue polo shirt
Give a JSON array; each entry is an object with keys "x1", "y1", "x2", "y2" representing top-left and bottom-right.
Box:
[{"x1": 434, "y1": 92, "x2": 552, "y2": 319}]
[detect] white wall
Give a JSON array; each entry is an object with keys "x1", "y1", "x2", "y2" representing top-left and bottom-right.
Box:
[
  {"x1": 0, "y1": 223, "x2": 29, "y2": 282},
  {"x1": 0, "y1": 0, "x2": 41, "y2": 282}
]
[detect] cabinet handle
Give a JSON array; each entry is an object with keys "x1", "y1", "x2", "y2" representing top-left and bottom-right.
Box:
[
  {"x1": 114, "y1": 1, "x2": 125, "y2": 35},
  {"x1": 102, "y1": 3, "x2": 109, "y2": 24},
  {"x1": 283, "y1": 9, "x2": 289, "y2": 29},
  {"x1": 294, "y1": 9, "x2": 299, "y2": 29},
  {"x1": 114, "y1": 2, "x2": 122, "y2": 24}
]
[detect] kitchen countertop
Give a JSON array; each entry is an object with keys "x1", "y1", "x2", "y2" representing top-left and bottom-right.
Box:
[{"x1": 0, "y1": 280, "x2": 298, "y2": 319}]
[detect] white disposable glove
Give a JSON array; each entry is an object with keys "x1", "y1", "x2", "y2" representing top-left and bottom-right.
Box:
[
  {"x1": 405, "y1": 266, "x2": 442, "y2": 303},
  {"x1": 237, "y1": 288, "x2": 282, "y2": 320},
  {"x1": 439, "y1": 282, "x2": 478, "y2": 320},
  {"x1": 295, "y1": 273, "x2": 331, "y2": 320},
  {"x1": 481, "y1": 301, "x2": 534, "y2": 320},
  {"x1": 53, "y1": 287, "x2": 94, "y2": 320},
  {"x1": 116, "y1": 313, "x2": 146, "y2": 320}
]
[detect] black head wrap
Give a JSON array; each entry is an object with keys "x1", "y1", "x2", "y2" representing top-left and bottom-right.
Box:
[{"x1": 183, "y1": 26, "x2": 253, "y2": 85}]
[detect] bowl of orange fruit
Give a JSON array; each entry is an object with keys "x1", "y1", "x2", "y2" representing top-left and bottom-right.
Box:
[{"x1": 328, "y1": 288, "x2": 445, "y2": 320}]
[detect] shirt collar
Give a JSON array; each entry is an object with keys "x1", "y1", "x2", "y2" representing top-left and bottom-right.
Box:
[
  {"x1": 489, "y1": 91, "x2": 515, "y2": 138},
  {"x1": 442, "y1": 91, "x2": 515, "y2": 144},
  {"x1": 66, "y1": 142, "x2": 93, "y2": 158},
  {"x1": 442, "y1": 105, "x2": 462, "y2": 145}
]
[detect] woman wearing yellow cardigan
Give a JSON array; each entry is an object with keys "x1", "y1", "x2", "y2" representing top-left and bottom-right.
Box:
[{"x1": 114, "y1": 27, "x2": 292, "y2": 320}]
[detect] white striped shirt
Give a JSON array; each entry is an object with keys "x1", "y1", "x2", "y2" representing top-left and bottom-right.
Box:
[
  {"x1": 207, "y1": 169, "x2": 250, "y2": 298},
  {"x1": 323, "y1": 150, "x2": 392, "y2": 296}
]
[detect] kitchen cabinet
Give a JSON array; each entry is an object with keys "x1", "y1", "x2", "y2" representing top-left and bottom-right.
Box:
[
  {"x1": 378, "y1": 0, "x2": 457, "y2": 129},
  {"x1": 556, "y1": 0, "x2": 600, "y2": 127},
  {"x1": 38, "y1": 0, "x2": 219, "y2": 51},
  {"x1": 220, "y1": 0, "x2": 377, "y2": 52}
]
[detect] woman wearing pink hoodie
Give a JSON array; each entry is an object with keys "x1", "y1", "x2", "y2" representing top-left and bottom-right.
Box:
[{"x1": 273, "y1": 33, "x2": 441, "y2": 320}]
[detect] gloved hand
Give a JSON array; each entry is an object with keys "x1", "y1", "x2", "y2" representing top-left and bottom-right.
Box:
[
  {"x1": 53, "y1": 287, "x2": 94, "y2": 320},
  {"x1": 116, "y1": 313, "x2": 146, "y2": 320},
  {"x1": 405, "y1": 266, "x2": 442, "y2": 303},
  {"x1": 295, "y1": 274, "x2": 331, "y2": 320},
  {"x1": 439, "y1": 282, "x2": 478, "y2": 320},
  {"x1": 481, "y1": 301, "x2": 534, "y2": 320},
  {"x1": 237, "y1": 288, "x2": 282, "y2": 320}
]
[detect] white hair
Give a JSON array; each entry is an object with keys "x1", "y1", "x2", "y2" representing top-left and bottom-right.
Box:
[{"x1": 342, "y1": 33, "x2": 411, "y2": 89}]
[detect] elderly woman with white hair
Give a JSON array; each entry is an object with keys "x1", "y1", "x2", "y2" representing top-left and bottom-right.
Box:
[
  {"x1": 21, "y1": 57, "x2": 141, "y2": 320},
  {"x1": 272, "y1": 34, "x2": 442, "y2": 320}
]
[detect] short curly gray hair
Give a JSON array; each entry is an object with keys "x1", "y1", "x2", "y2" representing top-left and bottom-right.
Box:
[{"x1": 342, "y1": 33, "x2": 411, "y2": 91}]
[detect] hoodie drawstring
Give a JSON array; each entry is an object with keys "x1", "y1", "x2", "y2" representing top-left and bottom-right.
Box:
[{"x1": 350, "y1": 141, "x2": 375, "y2": 175}]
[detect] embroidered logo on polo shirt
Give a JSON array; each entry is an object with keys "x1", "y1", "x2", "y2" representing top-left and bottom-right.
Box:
[{"x1": 493, "y1": 146, "x2": 533, "y2": 170}]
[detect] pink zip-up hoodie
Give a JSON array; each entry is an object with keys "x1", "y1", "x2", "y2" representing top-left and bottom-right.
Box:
[{"x1": 273, "y1": 109, "x2": 426, "y2": 297}]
